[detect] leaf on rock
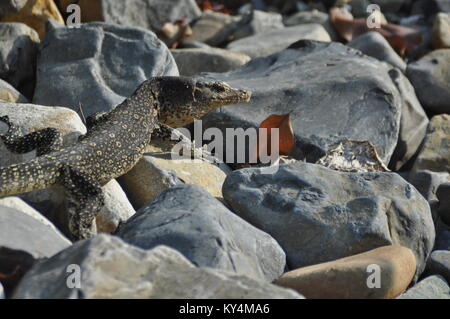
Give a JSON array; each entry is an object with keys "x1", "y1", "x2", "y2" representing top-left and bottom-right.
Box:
[
  {"x1": 329, "y1": 7, "x2": 422, "y2": 56},
  {"x1": 257, "y1": 113, "x2": 295, "y2": 159}
]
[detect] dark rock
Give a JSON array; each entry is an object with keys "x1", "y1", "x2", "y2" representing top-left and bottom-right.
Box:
[
  {"x1": 435, "y1": 226, "x2": 450, "y2": 251},
  {"x1": 406, "y1": 50, "x2": 450, "y2": 114},
  {"x1": 227, "y1": 24, "x2": 331, "y2": 58},
  {"x1": 33, "y1": 22, "x2": 178, "y2": 118},
  {"x1": 0, "y1": 0, "x2": 27, "y2": 15},
  {"x1": 437, "y1": 183, "x2": 450, "y2": 226},
  {"x1": 0, "y1": 22, "x2": 39, "y2": 98},
  {"x1": 117, "y1": 184, "x2": 286, "y2": 282},
  {"x1": 197, "y1": 41, "x2": 403, "y2": 164},
  {"x1": 407, "y1": 171, "x2": 448, "y2": 203},
  {"x1": 222, "y1": 162, "x2": 435, "y2": 281},
  {"x1": 12, "y1": 234, "x2": 302, "y2": 299}
]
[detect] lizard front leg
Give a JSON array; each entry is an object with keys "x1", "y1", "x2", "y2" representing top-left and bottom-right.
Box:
[
  {"x1": 0, "y1": 115, "x2": 63, "y2": 156},
  {"x1": 60, "y1": 166, "x2": 104, "y2": 241}
]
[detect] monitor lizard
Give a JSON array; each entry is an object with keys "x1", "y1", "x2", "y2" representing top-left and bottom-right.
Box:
[{"x1": 0, "y1": 76, "x2": 251, "y2": 240}]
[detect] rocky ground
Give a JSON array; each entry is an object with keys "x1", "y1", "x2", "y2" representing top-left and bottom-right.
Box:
[{"x1": 0, "y1": 0, "x2": 450, "y2": 299}]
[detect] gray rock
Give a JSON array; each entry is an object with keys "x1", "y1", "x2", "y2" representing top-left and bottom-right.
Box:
[
  {"x1": 78, "y1": 0, "x2": 201, "y2": 32},
  {"x1": 207, "y1": 10, "x2": 285, "y2": 47},
  {"x1": 0, "y1": 78, "x2": 27, "y2": 103},
  {"x1": 427, "y1": 250, "x2": 450, "y2": 283},
  {"x1": 397, "y1": 275, "x2": 450, "y2": 299},
  {"x1": 437, "y1": 183, "x2": 450, "y2": 226},
  {"x1": 0, "y1": 205, "x2": 71, "y2": 259},
  {"x1": 33, "y1": 22, "x2": 178, "y2": 118},
  {"x1": 406, "y1": 49, "x2": 450, "y2": 114},
  {"x1": 407, "y1": 171, "x2": 449, "y2": 203},
  {"x1": 283, "y1": 10, "x2": 339, "y2": 41},
  {"x1": 12, "y1": 234, "x2": 302, "y2": 299},
  {"x1": 171, "y1": 48, "x2": 250, "y2": 76},
  {"x1": 0, "y1": 102, "x2": 86, "y2": 167},
  {"x1": 387, "y1": 68, "x2": 428, "y2": 170},
  {"x1": 0, "y1": 0, "x2": 27, "y2": 15},
  {"x1": 231, "y1": 10, "x2": 284, "y2": 41},
  {"x1": 197, "y1": 41, "x2": 403, "y2": 164},
  {"x1": 117, "y1": 184, "x2": 286, "y2": 282},
  {"x1": 0, "y1": 22, "x2": 39, "y2": 98},
  {"x1": 0, "y1": 196, "x2": 58, "y2": 230},
  {"x1": 96, "y1": 180, "x2": 136, "y2": 234},
  {"x1": 222, "y1": 162, "x2": 435, "y2": 281},
  {"x1": 348, "y1": 32, "x2": 407, "y2": 72},
  {"x1": 227, "y1": 24, "x2": 331, "y2": 58},
  {"x1": 186, "y1": 10, "x2": 241, "y2": 44},
  {"x1": 412, "y1": 115, "x2": 450, "y2": 174},
  {"x1": 432, "y1": 13, "x2": 450, "y2": 49},
  {"x1": 118, "y1": 134, "x2": 229, "y2": 209}
]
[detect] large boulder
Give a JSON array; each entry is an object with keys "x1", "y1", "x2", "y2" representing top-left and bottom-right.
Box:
[
  {"x1": 227, "y1": 24, "x2": 331, "y2": 58},
  {"x1": 196, "y1": 41, "x2": 403, "y2": 164},
  {"x1": 33, "y1": 22, "x2": 178, "y2": 118},
  {"x1": 222, "y1": 162, "x2": 435, "y2": 281},
  {"x1": 12, "y1": 234, "x2": 302, "y2": 299},
  {"x1": 0, "y1": 22, "x2": 39, "y2": 98},
  {"x1": 406, "y1": 49, "x2": 450, "y2": 114},
  {"x1": 117, "y1": 184, "x2": 286, "y2": 282}
]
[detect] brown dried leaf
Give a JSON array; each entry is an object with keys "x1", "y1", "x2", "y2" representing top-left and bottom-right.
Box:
[{"x1": 258, "y1": 113, "x2": 295, "y2": 158}]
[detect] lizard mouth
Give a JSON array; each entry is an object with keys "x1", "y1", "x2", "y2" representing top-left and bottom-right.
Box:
[{"x1": 208, "y1": 87, "x2": 252, "y2": 107}]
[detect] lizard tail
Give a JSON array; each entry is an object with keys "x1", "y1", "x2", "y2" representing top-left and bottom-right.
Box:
[{"x1": 0, "y1": 158, "x2": 60, "y2": 197}]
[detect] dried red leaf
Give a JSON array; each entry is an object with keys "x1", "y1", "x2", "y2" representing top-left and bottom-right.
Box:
[
  {"x1": 257, "y1": 113, "x2": 295, "y2": 159},
  {"x1": 329, "y1": 8, "x2": 422, "y2": 56}
]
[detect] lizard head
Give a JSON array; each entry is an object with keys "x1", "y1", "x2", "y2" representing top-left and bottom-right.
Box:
[{"x1": 150, "y1": 76, "x2": 251, "y2": 127}]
